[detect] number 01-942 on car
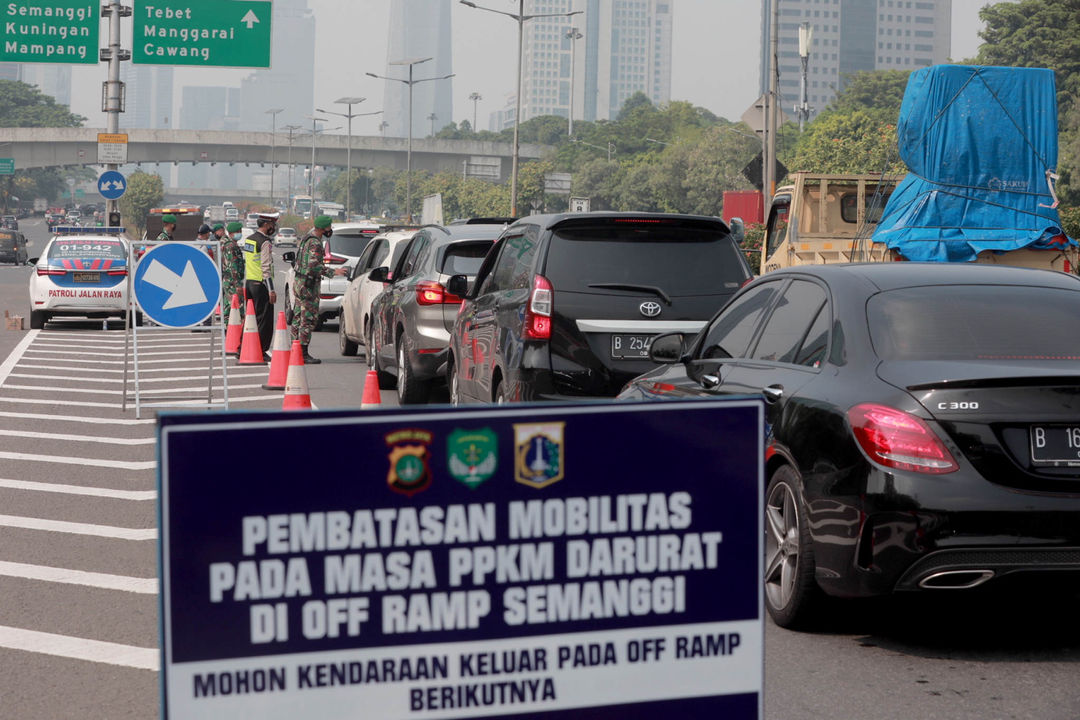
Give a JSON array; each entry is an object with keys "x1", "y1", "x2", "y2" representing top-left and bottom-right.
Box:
[{"x1": 617, "y1": 263, "x2": 1080, "y2": 629}]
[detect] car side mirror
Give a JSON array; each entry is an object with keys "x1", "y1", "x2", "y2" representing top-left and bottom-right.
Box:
[
  {"x1": 368, "y1": 266, "x2": 390, "y2": 283},
  {"x1": 282, "y1": 251, "x2": 295, "y2": 263},
  {"x1": 28, "y1": 256, "x2": 38, "y2": 265},
  {"x1": 447, "y1": 274, "x2": 470, "y2": 298},
  {"x1": 648, "y1": 332, "x2": 686, "y2": 364},
  {"x1": 728, "y1": 217, "x2": 745, "y2": 245}
]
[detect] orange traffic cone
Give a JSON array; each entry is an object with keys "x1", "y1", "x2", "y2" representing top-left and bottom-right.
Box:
[
  {"x1": 263, "y1": 312, "x2": 291, "y2": 390},
  {"x1": 361, "y1": 369, "x2": 382, "y2": 409},
  {"x1": 283, "y1": 341, "x2": 312, "y2": 410},
  {"x1": 238, "y1": 299, "x2": 265, "y2": 365},
  {"x1": 225, "y1": 294, "x2": 243, "y2": 356}
]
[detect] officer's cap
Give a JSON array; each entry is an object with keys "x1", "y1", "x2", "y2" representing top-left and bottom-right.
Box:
[
  {"x1": 226, "y1": 221, "x2": 243, "y2": 232},
  {"x1": 314, "y1": 215, "x2": 333, "y2": 229},
  {"x1": 197, "y1": 224, "x2": 212, "y2": 235},
  {"x1": 212, "y1": 222, "x2": 225, "y2": 231},
  {"x1": 162, "y1": 214, "x2": 177, "y2": 224}
]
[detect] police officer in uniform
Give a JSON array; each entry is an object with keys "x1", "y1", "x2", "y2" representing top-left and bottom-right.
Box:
[
  {"x1": 291, "y1": 215, "x2": 346, "y2": 364},
  {"x1": 196, "y1": 223, "x2": 212, "y2": 243},
  {"x1": 243, "y1": 213, "x2": 279, "y2": 357},
  {"x1": 157, "y1": 214, "x2": 176, "y2": 242},
  {"x1": 221, "y1": 221, "x2": 246, "y2": 317}
]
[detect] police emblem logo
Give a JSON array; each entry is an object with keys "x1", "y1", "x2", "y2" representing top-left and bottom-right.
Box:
[
  {"x1": 385, "y1": 429, "x2": 433, "y2": 496},
  {"x1": 448, "y1": 428, "x2": 498, "y2": 489},
  {"x1": 513, "y1": 422, "x2": 565, "y2": 488}
]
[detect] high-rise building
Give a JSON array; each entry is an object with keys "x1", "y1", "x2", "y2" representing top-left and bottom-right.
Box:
[
  {"x1": 520, "y1": 0, "x2": 672, "y2": 125},
  {"x1": 19, "y1": 66, "x2": 73, "y2": 108},
  {"x1": 760, "y1": 0, "x2": 952, "y2": 118},
  {"x1": 383, "y1": 0, "x2": 454, "y2": 139},
  {"x1": 118, "y1": 66, "x2": 174, "y2": 129},
  {"x1": 238, "y1": 0, "x2": 315, "y2": 133},
  {"x1": 177, "y1": 86, "x2": 241, "y2": 191}
]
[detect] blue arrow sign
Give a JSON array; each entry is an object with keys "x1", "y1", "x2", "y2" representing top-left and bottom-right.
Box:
[
  {"x1": 133, "y1": 243, "x2": 221, "y2": 327},
  {"x1": 98, "y1": 170, "x2": 127, "y2": 200}
]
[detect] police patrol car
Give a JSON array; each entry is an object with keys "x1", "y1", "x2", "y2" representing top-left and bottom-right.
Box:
[{"x1": 28, "y1": 226, "x2": 134, "y2": 329}]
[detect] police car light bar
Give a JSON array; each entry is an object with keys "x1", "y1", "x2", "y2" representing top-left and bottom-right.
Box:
[{"x1": 52, "y1": 226, "x2": 127, "y2": 235}]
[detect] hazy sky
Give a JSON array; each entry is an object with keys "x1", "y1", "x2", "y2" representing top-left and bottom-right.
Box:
[{"x1": 67, "y1": 0, "x2": 991, "y2": 134}]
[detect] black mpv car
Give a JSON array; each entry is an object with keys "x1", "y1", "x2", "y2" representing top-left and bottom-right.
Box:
[
  {"x1": 618, "y1": 263, "x2": 1080, "y2": 628},
  {"x1": 446, "y1": 212, "x2": 752, "y2": 403}
]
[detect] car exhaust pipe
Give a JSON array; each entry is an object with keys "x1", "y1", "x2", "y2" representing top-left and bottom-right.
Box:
[{"x1": 917, "y1": 569, "x2": 995, "y2": 589}]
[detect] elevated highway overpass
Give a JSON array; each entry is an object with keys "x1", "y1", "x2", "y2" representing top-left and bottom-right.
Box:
[{"x1": 0, "y1": 127, "x2": 550, "y2": 179}]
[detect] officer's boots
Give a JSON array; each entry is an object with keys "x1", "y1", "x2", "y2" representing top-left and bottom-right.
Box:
[{"x1": 302, "y1": 344, "x2": 321, "y2": 365}]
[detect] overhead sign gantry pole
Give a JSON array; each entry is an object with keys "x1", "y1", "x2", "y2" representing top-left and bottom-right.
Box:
[{"x1": 101, "y1": 1, "x2": 131, "y2": 227}]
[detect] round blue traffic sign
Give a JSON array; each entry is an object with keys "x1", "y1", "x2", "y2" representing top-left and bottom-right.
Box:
[
  {"x1": 98, "y1": 170, "x2": 127, "y2": 200},
  {"x1": 133, "y1": 243, "x2": 222, "y2": 327}
]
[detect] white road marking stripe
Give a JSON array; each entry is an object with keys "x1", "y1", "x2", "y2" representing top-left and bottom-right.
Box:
[
  {"x1": 0, "y1": 451, "x2": 154, "y2": 470},
  {"x1": 17, "y1": 364, "x2": 231, "y2": 374},
  {"x1": 25, "y1": 348, "x2": 210, "y2": 357},
  {"x1": 0, "y1": 410, "x2": 154, "y2": 425},
  {"x1": 0, "y1": 560, "x2": 157, "y2": 594},
  {"x1": 0, "y1": 625, "x2": 158, "y2": 671},
  {"x1": 9, "y1": 371, "x2": 266, "y2": 383},
  {"x1": 0, "y1": 514, "x2": 156, "y2": 540},
  {"x1": 0, "y1": 429, "x2": 153, "y2": 445},
  {"x1": 17, "y1": 357, "x2": 234, "y2": 366},
  {"x1": 0, "y1": 395, "x2": 276, "y2": 408},
  {"x1": 1, "y1": 383, "x2": 265, "y2": 396},
  {"x1": 0, "y1": 329, "x2": 38, "y2": 386},
  {"x1": 0, "y1": 478, "x2": 155, "y2": 500}
]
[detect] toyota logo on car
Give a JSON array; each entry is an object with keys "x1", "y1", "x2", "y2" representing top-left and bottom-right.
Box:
[{"x1": 640, "y1": 302, "x2": 662, "y2": 317}]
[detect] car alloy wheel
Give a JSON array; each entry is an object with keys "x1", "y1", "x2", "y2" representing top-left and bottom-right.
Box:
[
  {"x1": 763, "y1": 465, "x2": 821, "y2": 628},
  {"x1": 339, "y1": 311, "x2": 358, "y2": 356},
  {"x1": 396, "y1": 336, "x2": 430, "y2": 404}
]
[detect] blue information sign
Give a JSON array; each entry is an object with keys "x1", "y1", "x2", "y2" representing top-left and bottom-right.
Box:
[
  {"x1": 158, "y1": 401, "x2": 764, "y2": 719},
  {"x1": 134, "y1": 243, "x2": 221, "y2": 327},
  {"x1": 98, "y1": 170, "x2": 127, "y2": 200}
]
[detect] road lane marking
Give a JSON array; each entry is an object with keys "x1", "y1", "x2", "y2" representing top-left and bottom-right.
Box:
[
  {"x1": 0, "y1": 478, "x2": 155, "y2": 500},
  {"x1": 0, "y1": 452, "x2": 154, "y2": 470},
  {"x1": 0, "y1": 429, "x2": 154, "y2": 445},
  {"x1": 0, "y1": 410, "x2": 154, "y2": 425},
  {"x1": 9, "y1": 371, "x2": 267, "y2": 383},
  {"x1": 0, "y1": 560, "x2": 157, "y2": 594},
  {"x1": 2, "y1": 383, "x2": 265, "y2": 396},
  {"x1": 0, "y1": 625, "x2": 158, "y2": 671},
  {"x1": 0, "y1": 329, "x2": 38, "y2": 386},
  {"x1": 0, "y1": 395, "x2": 279, "y2": 408},
  {"x1": 17, "y1": 357, "x2": 239, "y2": 366},
  {"x1": 25, "y1": 349, "x2": 214, "y2": 358},
  {"x1": 0, "y1": 514, "x2": 156, "y2": 540}
]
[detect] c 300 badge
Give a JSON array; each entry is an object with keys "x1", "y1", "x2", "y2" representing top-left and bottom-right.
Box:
[
  {"x1": 513, "y1": 422, "x2": 564, "y2": 488},
  {"x1": 385, "y1": 429, "x2": 433, "y2": 496},
  {"x1": 447, "y1": 428, "x2": 498, "y2": 489}
]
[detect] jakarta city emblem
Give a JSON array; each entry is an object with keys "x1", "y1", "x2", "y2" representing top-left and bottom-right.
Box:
[{"x1": 513, "y1": 422, "x2": 565, "y2": 488}]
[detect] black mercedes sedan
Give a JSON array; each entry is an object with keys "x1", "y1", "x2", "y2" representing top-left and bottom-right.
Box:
[{"x1": 617, "y1": 263, "x2": 1080, "y2": 628}]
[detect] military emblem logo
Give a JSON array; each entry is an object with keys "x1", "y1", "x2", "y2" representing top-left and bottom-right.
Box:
[
  {"x1": 447, "y1": 428, "x2": 498, "y2": 489},
  {"x1": 385, "y1": 429, "x2": 433, "y2": 496},
  {"x1": 514, "y1": 422, "x2": 565, "y2": 488}
]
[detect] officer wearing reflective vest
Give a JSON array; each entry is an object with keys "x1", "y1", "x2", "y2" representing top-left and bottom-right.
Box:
[{"x1": 243, "y1": 213, "x2": 279, "y2": 357}]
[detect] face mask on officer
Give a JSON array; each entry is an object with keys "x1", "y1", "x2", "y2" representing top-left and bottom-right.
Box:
[
  {"x1": 232, "y1": 232, "x2": 242, "y2": 241},
  {"x1": 323, "y1": 228, "x2": 333, "y2": 238},
  {"x1": 265, "y1": 224, "x2": 277, "y2": 236}
]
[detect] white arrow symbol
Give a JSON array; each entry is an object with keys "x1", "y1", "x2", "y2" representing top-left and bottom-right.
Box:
[
  {"x1": 142, "y1": 259, "x2": 208, "y2": 310},
  {"x1": 241, "y1": 9, "x2": 259, "y2": 29}
]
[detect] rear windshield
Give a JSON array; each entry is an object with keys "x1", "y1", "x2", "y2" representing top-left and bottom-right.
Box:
[
  {"x1": 329, "y1": 231, "x2": 376, "y2": 257},
  {"x1": 544, "y1": 223, "x2": 748, "y2": 295},
  {"x1": 868, "y1": 286, "x2": 1080, "y2": 361},
  {"x1": 47, "y1": 238, "x2": 126, "y2": 259},
  {"x1": 0, "y1": 238, "x2": 15, "y2": 250},
  {"x1": 440, "y1": 241, "x2": 492, "y2": 276}
]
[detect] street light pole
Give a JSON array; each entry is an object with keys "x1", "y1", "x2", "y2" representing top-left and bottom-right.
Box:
[
  {"x1": 317, "y1": 97, "x2": 380, "y2": 219},
  {"x1": 367, "y1": 59, "x2": 454, "y2": 223},
  {"x1": 265, "y1": 108, "x2": 283, "y2": 208},
  {"x1": 283, "y1": 124, "x2": 301, "y2": 213},
  {"x1": 565, "y1": 27, "x2": 582, "y2": 137},
  {"x1": 468, "y1": 92, "x2": 482, "y2": 132},
  {"x1": 428, "y1": 112, "x2": 438, "y2": 136},
  {"x1": 460, "y1": 1, "x2": 581, "y2": 217}
]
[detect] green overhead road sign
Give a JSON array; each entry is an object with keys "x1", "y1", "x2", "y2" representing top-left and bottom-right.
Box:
[
  {"x1": 0, "y1": 159, "x2": 14, "y2": 175},
  {"x1": 0, "y1": 1, "x2": 99, "y2": 64},
  {"x1": 132, "y1": 0, "x2": 272, "y2": 68}
]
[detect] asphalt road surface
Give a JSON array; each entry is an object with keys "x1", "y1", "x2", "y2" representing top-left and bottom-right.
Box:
[{"x1": 0, "y1": 218, "x2": 1077, "y2": 719}]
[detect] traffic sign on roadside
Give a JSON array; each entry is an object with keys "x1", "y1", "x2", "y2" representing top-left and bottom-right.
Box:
[
  {"x1": 133, "y1": 243, "x2": 222, "y2": 327},
  {"x1": 98, "y1": 133, "x2": 129, "y2": 164},
  {"x1": 132, "y1": 0, "x2": 272, "y2": 68},
  {"x1": 0, "y1": 158, "x2": 14, "y2": 175},
  {"x1": 0, "y1": 1, "x2": 100, "y2": 64},
  {"x1": 98, "y1": 171, "x2": 127, "y2": 200}
]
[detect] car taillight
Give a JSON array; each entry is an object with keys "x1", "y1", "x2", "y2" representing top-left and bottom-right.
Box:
[
  {"x1": 523, "y1": 275, "x2": 552, "y2": 340},
  {"x1": 416, "y1": 281, "x2": 462, "y2": 305},
  {"x1": 106, "y1": 269, "x2": 127, "y2": 276},
  {"x1": 324, "y1": 240, "x2": 346, "y2": 264},
  {"x1": 36, "y1": 267, "x2": 65, "y2": 276},
  {"x1": 847, "y1": 403, "x2": 958, "y2": 474}
]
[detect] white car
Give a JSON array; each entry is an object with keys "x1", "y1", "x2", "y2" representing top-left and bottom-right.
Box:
[
  {"x1": 244, "y1": 213, "x2": 259, "y2": 229},
  {"x1": 339, "y1": 229, "x2": 418, "y2": 354},
  {"x1": 274, "y1": 227, "x2": 298, "y2": 248},
  {"x1": 29, "y1": 230, "x2": 132, "y2": 329}
]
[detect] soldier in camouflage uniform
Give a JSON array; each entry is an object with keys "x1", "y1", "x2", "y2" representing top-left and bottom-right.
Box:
[
  {"x1": 290, "y1": 215, "x2": 345, "y2": 364},
  {"x1": 156, "y1": 214, "x2": 176, "y2": 242},
  {"x1": 221, "y1": 221, "x2": 246, "y2": 317}
]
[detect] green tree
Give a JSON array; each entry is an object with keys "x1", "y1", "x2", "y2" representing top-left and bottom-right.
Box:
[
  {"x1": 789, "y1": 111, "x2": 905, "y2": 175},
  {"x1": 118, "y1": 171, "x2": 164, "y2": 238},
  {"x1": 827, "y1": 69, "x2": 911, "y2": 120}
]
